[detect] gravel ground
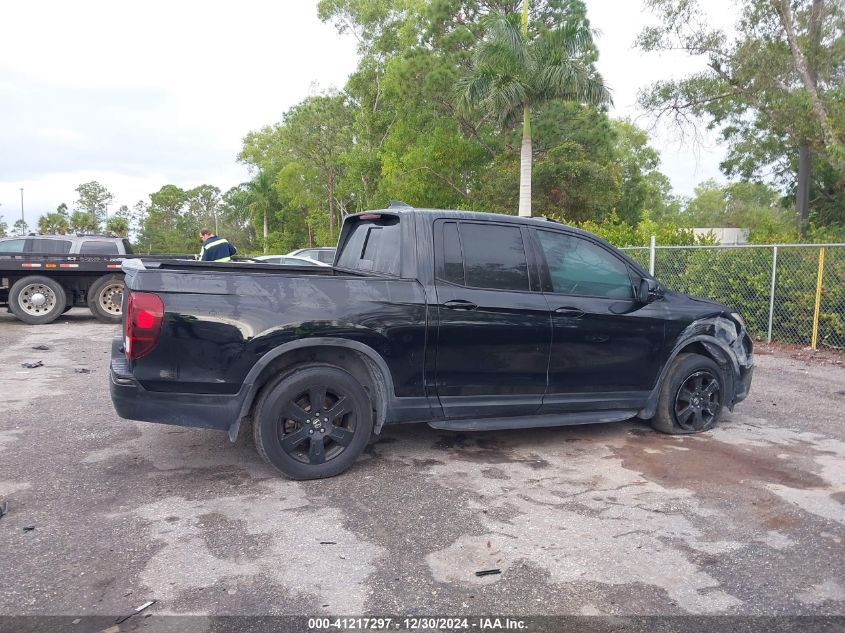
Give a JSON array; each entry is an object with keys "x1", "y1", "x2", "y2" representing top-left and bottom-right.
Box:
[{"x1": 0, "y1": 309, "x2": 843, "y2": 623}]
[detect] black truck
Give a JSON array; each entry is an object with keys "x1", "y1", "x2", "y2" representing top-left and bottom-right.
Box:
[{"x1": 111, "y1": 205, "x2": 754, "y2": 479}]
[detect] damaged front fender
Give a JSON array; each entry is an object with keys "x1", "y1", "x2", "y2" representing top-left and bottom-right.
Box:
[{"x1": 638, "y1": 315, "x2": 754, "y2": 420}]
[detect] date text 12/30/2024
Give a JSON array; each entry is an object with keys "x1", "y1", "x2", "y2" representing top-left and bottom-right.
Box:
[{"x1": 307, "y1": 617, "x2": 528, "y2": 630}]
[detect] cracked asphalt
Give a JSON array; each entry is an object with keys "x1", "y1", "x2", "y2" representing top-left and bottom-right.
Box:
[{"x1": 0, "y1": 309, "x2": 843, "y2": 619}]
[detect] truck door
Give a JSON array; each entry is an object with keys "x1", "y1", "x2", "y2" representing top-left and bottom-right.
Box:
[
  {"x1": 530, "y1": 228, "x2": 664, "y2": 412},
  {"x1": 433, "y1": 220, "x2": 551, "y2": 419}
]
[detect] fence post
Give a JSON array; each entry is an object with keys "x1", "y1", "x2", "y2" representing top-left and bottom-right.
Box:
[
  {"x1": 649, "y1": 235, "x2": 656, "y2": 276},
  {"x1": 767, "y1": 245, "x2": 777, "y2": 344},
  {"x1": 811, "y1": 246, "x2": 826, "y2": 350}
]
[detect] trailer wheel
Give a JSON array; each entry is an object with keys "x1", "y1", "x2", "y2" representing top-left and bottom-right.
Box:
[
  {"x1": 9, "y1": 276, "x2": 68, "y2": 325},
  {"x1": 87, "y1": 274, "x2": 124, "y2": 323}
]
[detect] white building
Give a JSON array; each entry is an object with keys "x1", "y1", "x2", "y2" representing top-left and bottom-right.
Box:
[{"x1": 693, "y1": 228, "x2": 750, "y2": 245}]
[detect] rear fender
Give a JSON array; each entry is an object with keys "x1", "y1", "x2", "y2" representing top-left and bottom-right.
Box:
[{"x1": 228, "y1": 337, "x2": 397, "y2": 442}]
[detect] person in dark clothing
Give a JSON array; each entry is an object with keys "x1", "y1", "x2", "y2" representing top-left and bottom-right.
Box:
[{"x1": 198, "y1": 228, "x2": 237, "y2": 262}]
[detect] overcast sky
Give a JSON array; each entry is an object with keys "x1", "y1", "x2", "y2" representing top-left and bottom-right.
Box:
[{"x1": 0, "y1": 0, "x2": 737, "y2": 230}]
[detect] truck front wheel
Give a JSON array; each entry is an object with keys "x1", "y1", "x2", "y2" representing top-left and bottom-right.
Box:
[
  {"x1": 87, "y1": 275, "x2": 124, "y2": 323},
  {"x1": 651, "y1": 353, "x2": 725, "y2": 434},
  {"x1": 9, "y1": 276, "x2": 67, "y2": 325},
  {"x1": 253, "y1": 365, "x2": 373, "y2": 480}
]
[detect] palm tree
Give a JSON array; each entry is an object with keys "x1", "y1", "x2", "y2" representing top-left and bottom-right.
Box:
[
  {"x1": 246, "y1": 171, "x2": 274, "y2": 254},
  {"x1": 38, "y1": 212, "x2": 69, "y2": 235},
  {"x1": 457, "y1": 1, "x2": 611, "y2": 217}
]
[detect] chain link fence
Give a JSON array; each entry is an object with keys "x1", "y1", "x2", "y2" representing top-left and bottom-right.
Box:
[{"x1": 620, "y1": 243, "x2": 845, "y2": 350}]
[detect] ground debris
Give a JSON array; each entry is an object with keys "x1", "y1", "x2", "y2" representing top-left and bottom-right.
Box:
[
  {"x1": 475, "y1": 569, "x2": 501, "y2": 577},
  {"x1": 0, "y1": 501, "x2": 7, "y2": 519},
  {"x1": 319, "y1": 541, "x2": 337, "y2": 545},
  {"x1": 74, "y1": 368, "x2": 92, "y2": 374},
  {"x1": 115, "y1": 600, "x2": 156, "y2": 624},
  {"x1": 31, "y1": 345, "x2": 50, "y2": 351},
  {"x1": 22, "y1": 526, "x2": 35, "y2": 532},
  {"x1": 21, "y1": 361, "x2": 43, "y2": 369}
]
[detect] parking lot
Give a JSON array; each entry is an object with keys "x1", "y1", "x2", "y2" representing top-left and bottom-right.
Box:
[{"x1": 0, "y1": 309, "x2": 843, "y2": 620}]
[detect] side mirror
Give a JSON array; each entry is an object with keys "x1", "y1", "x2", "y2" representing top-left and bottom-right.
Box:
[{"x1": 638, "y1": 277, "x2": 659, "y2": 303}]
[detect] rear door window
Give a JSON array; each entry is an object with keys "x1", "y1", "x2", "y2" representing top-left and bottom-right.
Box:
[
  {"x1": 26, "y1": 238, "x2": 72, "y2": 254},
  {"x1": 459, "y1": 223, "x2": 529, "y2": 291},
  {"x1": 437, "y1": 221, "x2": 465, "y2": 285},
  {"x1": 79, "y1": 241, "x2": 119, "y2": 255}
]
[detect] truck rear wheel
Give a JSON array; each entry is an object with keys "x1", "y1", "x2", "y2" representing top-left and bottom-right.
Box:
[
  {"x1": 253, "y1": 364, "x2": 373, "y2": 480},
  {"x1": 9, "y1": 276, "x2": 67, "y2": 325},
  {"x1": 87, "y1": 275, "x2": 124, "y2": 323}
]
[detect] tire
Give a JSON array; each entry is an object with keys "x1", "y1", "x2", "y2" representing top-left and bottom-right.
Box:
[
  {"x1": 9, "y1": 276, "x2": 67, "y2": 325},
  {"x1": 652, "y1": 353, "x2": 725, "y2": 435},
  {"x1": 87, "y1": 275, "x2": 124, "y2": 323},
  {"x1": 253, "y1": 364, "x2": 373, "y2": 480}
]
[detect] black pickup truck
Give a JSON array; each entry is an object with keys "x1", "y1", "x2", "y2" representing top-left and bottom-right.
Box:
[{"x1": 111, "y1": 205, "x2": 753, "y2": 479}]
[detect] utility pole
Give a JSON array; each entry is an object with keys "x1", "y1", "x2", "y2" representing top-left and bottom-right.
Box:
[{"x1": 19, "y1": 188, "x2": 25, "y2": 235}]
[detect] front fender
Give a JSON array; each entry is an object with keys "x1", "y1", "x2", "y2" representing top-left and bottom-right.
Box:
[{"x1": 637, "y1": 316, "x2": 753, "y2": 419}]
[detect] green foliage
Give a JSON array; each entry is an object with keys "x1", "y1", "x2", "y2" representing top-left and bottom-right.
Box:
[
  {"x1": 234, "y1": 1, "x2": 678, "y2": 242},
  {"x1": 455, "y1": 2, "x2": 611, "y2": 215},
  {"x1": 13, "y1": 218, "x2": 29, "y2": 236},
  {"x1": 654, "y1": 245, "x2": 845, "y2": 349},
  {"x1": 69, "y1": 211, "x2": 98, "y2": 233},
  {"x1": 684, "y1": 179, "x2": 794, "y2": 230},
  {"x1": 576, "y1": 211, "x2": 715, "y2": 248},
  {"x1": 37, "y1": 212, "x2": 69, "y2": 235},
  {"x1": 105, "y1": 215, "x2": 130, "y2": 237},
  {"x1": 638, "y1": 0, "x2": 845, "y2": 232},
  {"x1": 74, "y1": 181, "x2": 114, "y2": 230},
  {"x1": 0, "y1": 215, "x2": 7, "y2": 238}
]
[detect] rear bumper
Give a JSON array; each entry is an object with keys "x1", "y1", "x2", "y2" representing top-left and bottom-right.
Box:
[{"x1": 109, "y1": 337, "x2": 241, "y2": 432}]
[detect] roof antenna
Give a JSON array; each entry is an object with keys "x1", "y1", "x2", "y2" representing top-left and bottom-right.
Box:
[{"x1": 388, "y1": 200, "x2": 413, "y2": 209}]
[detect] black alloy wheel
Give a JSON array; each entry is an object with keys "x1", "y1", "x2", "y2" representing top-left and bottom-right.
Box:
[
  {"x1": 253, "y1": 365, "x2": 373, "y2": 479},
  {"x1": 651, "y1": 353, "x2": 725, "y2": 435},
  {"x1": 278, "y1": 384, "x2": 356, "y2": 465},
  {"x1": 673, "y1": 370, "x2": 721, "y2": 431}
]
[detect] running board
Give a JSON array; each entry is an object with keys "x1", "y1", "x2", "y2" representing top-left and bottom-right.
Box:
[{"x1": 427, "y1": 410, "x2": 638, "y2": 432}]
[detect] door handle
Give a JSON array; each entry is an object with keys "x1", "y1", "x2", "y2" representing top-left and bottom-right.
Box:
[
  {"x1": 554, "y1": 307, "x2": 585, "y2": 318},
  {"x1": 444, "y1": 299, "x2": 478, "y2": 311}
]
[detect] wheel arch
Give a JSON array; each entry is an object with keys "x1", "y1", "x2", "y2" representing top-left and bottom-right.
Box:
[
  {"x1": 638, "y1": 333, "x2": 741, "y2": 420},
  {"x1": 230, "y1": 338, "x2": 394, "y2": 442}
]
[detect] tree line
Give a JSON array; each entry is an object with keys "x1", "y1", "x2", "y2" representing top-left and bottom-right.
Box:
[{"x1": 2, "y1": 0, "x2": 842, "y2": 250}]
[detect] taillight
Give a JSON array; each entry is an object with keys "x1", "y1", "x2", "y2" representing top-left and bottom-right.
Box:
[{"x1": 124, "y1": 291, "x2": 164, "y2": 360}]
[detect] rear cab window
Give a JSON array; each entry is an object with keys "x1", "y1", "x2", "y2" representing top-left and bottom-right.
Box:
[{"x1": 336, "y1": 215, "x2": 401, "y2": 276}]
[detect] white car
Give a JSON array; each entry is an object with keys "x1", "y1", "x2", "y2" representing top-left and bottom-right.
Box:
[
  {"x1": 254, "y1": 255, "x2": 329, "y2": 266},
  {"x1": 287, "y1": 247, "x2": 336, "y2": 265}
]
